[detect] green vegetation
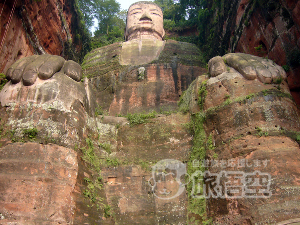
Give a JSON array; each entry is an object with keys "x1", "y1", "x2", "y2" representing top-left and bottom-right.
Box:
[
  {"x1": 10, "y1": 130, "x2": 17, "y2": 143},
  {"x1": 274, "y1": 77, "x2": 283, "y2": 84},
  {"x1": 9, "y1": 128, "x2": 38, "y2": 143},
  {"x1": 255, "y1": 127, "x2": 268, "y2": 137},
  {"x1": 91, "y1": 26, "x2": 124, "y2": 49},
  {"x1": 282, "y1": 65, "x2": 290, "y2": 72},
  {"x1": 104, "y1": 157, "x2": 119, "y2": 167},
  {"x1": 159, "y1": 108, "x2": 177, "y2": 115},
  {"x1": 95, "y1": 105, "x2": 104, "y2": 116},
  {"x1": 104, "y1": 205, "x2": 111, "y2": 218},
  {"x1": 99, "y1": 142, "x2": 112, "y2": 154},
  {"x1": 0, "y1": 73, "x2": 8, "y2": 90},
  {"x1": 77, "y1": 0, "x2": 125, "y2": 49},
  {"x1": 186, "y1": 113, "x2": 212, "y2": 224},
  {"x1": 178, "y1": 90, "x2": 190, "y2": 113},
  {"x1": 81, "y1": 138, "x2": 117, "y2": 216},
  {"x1": 254, "y1": 44, "x2": 263, "y2": 51},
  {"x1": 126, "y1": 111, "x2": 157, "y2": 127},
  {"x1": 177, "y1": 82, "x2": 214, "y2": 223},
  {"x1": 155, "y1": 0, "x2": 196, "y2": 33},
  {"x1": 198, "y1": 80, "x2": 208, "y2": 110},
  {"x1": 81, "y1": 138, "x2": 102, "y2": 172},
  {"x1": 178, "y1": 79, "x2": 203, "y2": 113},
  {"x1": 203, "y1": 88, "x2": 293, "y2": 118},
  {"x1": 245, "y1": 93, "x2": 255, "y2": 99},
  {"x1": 23, "y1": 128, "x2": 38, "y2": 140},
  {"x1": 83, "y1": 176, "x2": 103, "y2": 209}
]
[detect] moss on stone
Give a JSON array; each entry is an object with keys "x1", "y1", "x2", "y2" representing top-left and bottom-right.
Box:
[
  {"x1": 125, "y1": 111, "x2": 157, "y2": 127},
  {"x1": 186, "y1": 113, "x2": 212, "y2": 224},
  {"x1": 205, "y1": 88, "x2": 294, "y2": 117},
  {"x1": 152, "y1": 40, "x2": 206, "y2": 67},
  {"x1": 198, "y1": 80, "x2": 208, "y2": 110}
]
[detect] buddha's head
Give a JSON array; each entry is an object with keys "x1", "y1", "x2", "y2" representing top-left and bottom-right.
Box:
[{"x1": 125, "y1": 1, "x2": 165, "y2": 41}]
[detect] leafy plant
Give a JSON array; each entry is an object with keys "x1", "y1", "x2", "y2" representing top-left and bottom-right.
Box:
[
  {"x1": 104, "y1": 157, "x2": 119, "y2": 167},
  {"x1": 255, "y1": 127, "x2": 268, "y2": 137},
  {"x1": 81, "y1": 138, "x2": 101, "y2": 172},
  {"x1": 254, "y1": 44, "x2": 263, "y2": 51},
  {"x1": 126, "y1": 111, "x2": 157, "y2": 127},
  {"x1": 274, "y1": 77, "x2": 283, "y2": 84},
  {"x1": 104, "y1": 205, "x2": 111, "y2": 218},
  {"x1": 99, "y1": 142, "x2": 112, "y2": 154},
  {"x1": 95, "y1": 105, "x2": 104, "y2": 116},
  {"x1": 245, "y1": 93, "x2": 255, "y2": 99},
  {"x1": 0, "y1": 73, "x2": 8, "y2": 90},
  {"x1": 83, "y1": 176, "x2": 103, "y2": 210},
  {"x1": 23, "y1": 128, "x2": 38, "y2": 140},
  {"x1": 282, "y1": 65, "x2": 290, "y2": 72}
]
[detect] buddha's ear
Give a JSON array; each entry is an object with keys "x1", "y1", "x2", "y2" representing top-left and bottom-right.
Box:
[{"x1": 162, "y1": 29, "x2": 165, "y2": 39}]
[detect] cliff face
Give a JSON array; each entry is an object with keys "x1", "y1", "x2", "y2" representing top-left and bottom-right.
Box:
[
  {"x1": 0, "y1": 40, "x2": 206, "y2": 224},
  {"x1": 200, "y1": 0, "x2": 300, "y2": 104},
  {"x1": 0, "y1": 0, "x2": 90, "y2": 74},
  {"x1": 82, "y1": 40, "x2": 207, "y2": 115}
]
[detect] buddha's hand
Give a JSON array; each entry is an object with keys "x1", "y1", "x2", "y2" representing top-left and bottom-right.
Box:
[
  {"x1": 6, "y1": 54, "x2": 82, "y2": 85},
  {"x1": 208, "y1": 53, "x2": 286, "y2": 84}
]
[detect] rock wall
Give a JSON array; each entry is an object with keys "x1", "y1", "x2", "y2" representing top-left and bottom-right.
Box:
[
  {"x1": 199, "y1": 0, "x2": 300, "y2": 105},
  {"x1": 0, "y1": 0, "x2": 90, "y2": 74},
  {"x1": 0, "y1": 39, "x2": 205, "y2": 224},
  {"x1": 82, "y1": 40, "x2": 207, "y2": 115},
  {"x1": 179, "y1": 55, "x2": 300, "y2": 224}
]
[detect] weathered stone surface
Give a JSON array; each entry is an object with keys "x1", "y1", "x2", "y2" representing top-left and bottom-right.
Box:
[
  {"x1": 206, "y1": 136, "x2": 300, "y2": 224},
  {"x1": 0, "y1": 0, "x2": 88, "y2": 74},
  {"x1": 101, "y1": 116, "x2": 129, "y2": 126},
  {"x1": 179, "y1": 53, "x2": 300, "y2": 224},
  {"x1": 120, "y1": 39, "x2": 165, "y2": 66},
  {"x1": 208, "y1": 56, "x2": 227, "y2": 77},
  {"x1": 5, "y1": 55, "x2": 85, "y2": 87},
  {"x1": 203, "y1": 69, "x2": 300, "y2": 146},
  {"x1": 39, "y1": 55, "x2": 65, "y2": 80},
  {"x1": 101, "y1": 165, "x2": 188, "y2": 224},
  {"x1": 125, "y1": 2, "x2": 165, "y2": 41},
  {"x1": 0, "y1": 143, "x2": 78, "y2": 224},
  {"x1": 64, "y1": 60, "x2": 83, "y2": 82},
  {"x1": 8, "y1": 55, "x2": 39, "y2": 84},
  {"x1": 223, "y1": 53, "x2": 286, "y2": 83},
  {"x1": 0, "y1": 72, "x2": 93, "y2": 115},
  {"x1": 197, "y1": 0, "x2": 300, "y2": 105},
  {"x1": 83, "y1": 40, "x2": 206, "y2": 115},
  {"x1": 22, "y1": 54, "x2": 51, "y2": 85},
  {"x1": 117, "y1": 113, "x2": 192, "y2": 162}
]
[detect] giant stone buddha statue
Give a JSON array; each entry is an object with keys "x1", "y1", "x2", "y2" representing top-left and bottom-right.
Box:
[{"x1": 0, "y1": 1, "x2": 299, "y2": 225}]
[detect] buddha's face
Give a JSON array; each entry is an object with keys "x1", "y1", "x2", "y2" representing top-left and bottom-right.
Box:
[{"x1": 125, "y1": 2, "x2": 165, "y2": 41}]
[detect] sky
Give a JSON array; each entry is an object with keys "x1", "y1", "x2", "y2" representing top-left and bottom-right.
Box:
[{"x1": 118, "y1": 0, "x2": 153, "y2": 10}]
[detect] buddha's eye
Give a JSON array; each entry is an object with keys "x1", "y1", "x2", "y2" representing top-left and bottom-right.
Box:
[
  {"x1": 131, "y1": 11, "x2": 141, "y2": 15},
  {"x1": 151, "y1": 12, "x2": 160, "y2": 16},
  {"x1": 150, "y1": 10, "x2": 162, "y2": 17}
]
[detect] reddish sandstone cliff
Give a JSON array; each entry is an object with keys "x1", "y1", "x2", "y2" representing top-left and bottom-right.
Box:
[
  {"x1": 199, "y1": 0, "x2": 300, "y2": 105},
  {"x1": 234, "y1": 0, "x2": 300, "y2": 104},
  {"x1": 0, "y1": 0, "x2": 90, "y2": 74}
]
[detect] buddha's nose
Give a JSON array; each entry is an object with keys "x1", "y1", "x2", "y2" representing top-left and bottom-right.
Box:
[{"x1": 139, "y1": 13, "x2": 152, "y2": 22}]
